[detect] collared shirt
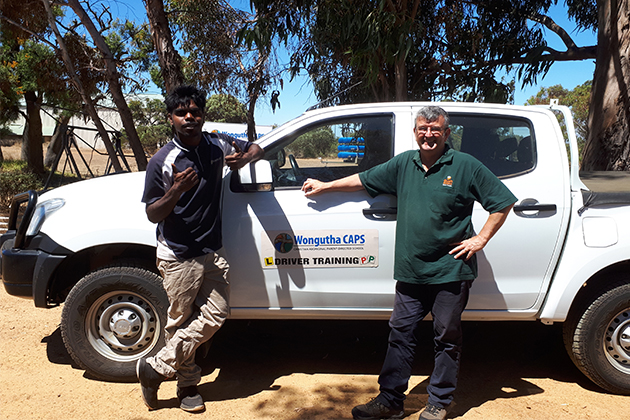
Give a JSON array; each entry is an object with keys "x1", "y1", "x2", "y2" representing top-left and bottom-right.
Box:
[
  {"x1": 359, "y1": 147, "x2": 517, "y2": 285},
  {"x1": 142, "y1": 132, "x2": 251, "y2": 261}
]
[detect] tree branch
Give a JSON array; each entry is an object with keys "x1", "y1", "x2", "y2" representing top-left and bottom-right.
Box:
[
  {"x1": 0, "y1": 13, "x2": 57, "y2": 49},
  {"x1": 511, "y1": 45, "x2": 597, "y2": 63},
  {"x1": 530, "y1": 12, "x2": 577, "y2": 49}
]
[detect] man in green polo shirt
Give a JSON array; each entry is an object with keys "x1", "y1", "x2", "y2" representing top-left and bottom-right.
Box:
[{"x1": 302, "y1": 106, "x2": 516, "y2": 420}]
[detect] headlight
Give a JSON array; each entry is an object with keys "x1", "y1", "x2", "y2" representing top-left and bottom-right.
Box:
[{"x1": 26, "y1": 198, "x2": 65, "y2": 236}]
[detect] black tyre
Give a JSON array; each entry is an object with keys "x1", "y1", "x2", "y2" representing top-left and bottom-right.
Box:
[
  {"x1": 61, "y1": 264, "x2": 168, "y2": 381},
  {"x1": 563, "y1": 280, "x2": 630, "y2": 394}
]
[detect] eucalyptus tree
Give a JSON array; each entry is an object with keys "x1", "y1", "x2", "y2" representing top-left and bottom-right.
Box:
[
  {"x1": 526, "y1": 81, "x2": 592, "y2": 143},
  {"x1": 205, "y1": 93, "x2": 247, "y2": 123},
  {"x1": 142, "y1": 0, "x2": 266, "y2": 140},
  {"x1": 288, "y1": 0, "x2": 597, "y2": 105},
  {"x1": 581, "y1": 0, "x2": 629, "y2": 171},
  {"x1": 243, "y1": 0, "x2": 630, "y2": 171},
  {"x1": 1, "y1": 0, "x2": 158, "y2": 173},
  {"x1": 0, "y1": 0, "x2": 103, "y2": 174},
  {"x1": 143, "y1": 0, "x2": 184, "y2": 93},
  {"x1": 66, "y1": 0, "x2": 149, "y2": 170}
]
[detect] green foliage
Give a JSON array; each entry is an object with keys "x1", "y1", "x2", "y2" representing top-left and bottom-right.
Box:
[
  {"x1": 243, "y1": 0, "x2": 595, "y2": 107},
  {"x1": 526, "y1": 80, "x2": 592, "y2": 162},
  {"x1": 566, "y1": 0, "x2": 598, "y2": 32},
  {"x1": 268, "y1": 0, "x2": 555, "y2": 104},
  {"x1": 526, "y1": 80, "x2": 591, "y2": 143},
  {"x1": 104, "y1": 19, "x2": 156, "y2": 91},
  {"x1": 0, "y1": 0, "x2": 79, "y2": 119},
  {"x1": 205, "y1": 94, "x2": 247, "y2": 123},
  {"x1": 168, "y1": 0, "x2": 244, "y2": 93},
  {"x1": 121, "y1": 98, "x2": 170, "y2": 153},
  {"x1": 0, "y1": 40, "x2": 68, "y2": 125},
  {"x1": 287, "y1": 126, "x2": 337, "y2": 159},
  {"x1": 0, "y1": 160, "x2": 43, "y2": 210},
  {"x1": 133, "y1": 124, "x2": 172, "y2": 153}
]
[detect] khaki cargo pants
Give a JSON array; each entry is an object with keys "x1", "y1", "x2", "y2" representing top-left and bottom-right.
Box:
[{"x1": 147, "y1": 251, "x2": 230, "y2": 387}]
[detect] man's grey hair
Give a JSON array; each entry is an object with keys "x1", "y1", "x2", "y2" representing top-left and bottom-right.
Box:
[{"x1": 415, "y1": 106, "x2": 450, "y2": 128}]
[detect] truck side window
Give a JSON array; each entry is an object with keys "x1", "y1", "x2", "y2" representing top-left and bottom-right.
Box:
[
  {"x1": 450, "y1": 114, "x2": 535, "y2": 178},
  {"x1": 265, "y1": 115, "x2": 394, "y2": 187}
]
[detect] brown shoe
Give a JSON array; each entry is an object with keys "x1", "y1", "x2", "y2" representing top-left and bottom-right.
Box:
[
  {"x1": 351, "y1": 398, "x2": 404, "y2": 419},
  {"x1": 419, "y1": 403, "x2": 447, "y2": 420}
]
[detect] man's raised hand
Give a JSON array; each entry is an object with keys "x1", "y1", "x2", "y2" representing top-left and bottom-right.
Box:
[
  {"x1": 171, "y1": 164, "x2": 198, "y2": 192},
  {"x1": 225, "y1": 141, "x2": 247, "y2": 170}
]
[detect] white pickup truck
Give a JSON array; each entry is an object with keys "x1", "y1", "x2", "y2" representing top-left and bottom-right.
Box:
[{"x1": 1, "y1": 102, "x2": 629, "y2": 394}]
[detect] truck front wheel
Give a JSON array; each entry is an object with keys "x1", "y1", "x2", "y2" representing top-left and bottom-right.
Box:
[
  {"x1": 60, "y1": 264, "x2": 168, "y2": 381},
  {"x1": 563, "y1": 281, "x2": 630, "y2": 395}
]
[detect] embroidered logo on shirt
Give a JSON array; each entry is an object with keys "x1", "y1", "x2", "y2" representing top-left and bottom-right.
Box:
[{"x1": 442, "y1": 176, "x2": 453, "y2": 187}]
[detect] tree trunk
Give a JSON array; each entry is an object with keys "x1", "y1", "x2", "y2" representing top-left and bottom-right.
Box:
[
  {"x1": 581, "y1": 0, "x2": 630, "y2": 170},
  {"x1": 21, "y1": 90, "x2": 45, "y2": 175},
  {"x1": 40, "y1": 0, "x2": 122, "y2": 172},
  {"x1": 246, "y1": 101, "x2": 257, "y2": 143},
  {"x1": 143, "y1": 0, "x2": 184, "y2": 94},
  {"x1": 394, "y1": 56, "x2": 408, "y2": 101},
  {"x1": 67, "y1": 0, "x2": 148, "y2": 171},
  {"x1": 44, "y1": 114, "x2": 71, "y2": 167}
]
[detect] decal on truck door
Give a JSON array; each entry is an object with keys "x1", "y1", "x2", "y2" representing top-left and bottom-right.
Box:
[{"x1": 262, "y1": 230, "x2": 379, "y2": 268}]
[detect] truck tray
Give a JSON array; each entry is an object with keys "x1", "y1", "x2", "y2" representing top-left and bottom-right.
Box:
[{"x1": 579, "y1": 171, "x2": 630, "y2": 214}]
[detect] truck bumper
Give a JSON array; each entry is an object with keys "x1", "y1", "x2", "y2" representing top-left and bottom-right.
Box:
[
  {"x1": 1, "y1": 245, "x2": 40, "y2": 298},
  {"x1": 1, "y1": 232, "x2": 67, "y2": 306}
]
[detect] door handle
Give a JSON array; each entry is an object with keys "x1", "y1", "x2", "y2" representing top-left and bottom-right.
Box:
[
  {"x1": 513, "y1": 204, "x2": 557, "y2": 212},
  {"x1": 363, "y1": 207, "x2": 397, "y2": 216}
]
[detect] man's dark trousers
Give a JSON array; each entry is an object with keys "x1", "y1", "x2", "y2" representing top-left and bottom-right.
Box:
[{"x1": 375, "y1": 280, "x2": 472, "y2": 410}]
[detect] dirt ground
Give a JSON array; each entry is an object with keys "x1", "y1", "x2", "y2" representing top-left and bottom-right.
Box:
[
  {"x1": 1, "y1": 286, "x2": 630, "y2": 420},
  {"x1": 1, "y1": 142, "x2": 140, "y2": 177},
  {"x1": 2, "y1": 143, "x2": 630, "y2": 419}
]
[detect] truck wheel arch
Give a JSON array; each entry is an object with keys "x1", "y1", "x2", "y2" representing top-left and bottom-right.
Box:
[
  {"x1": 563, "y1": 264, "x2": 630, "y2": 394},
  {"x1": 43, "y1": 243, "x2": 158, "y2": 307}
]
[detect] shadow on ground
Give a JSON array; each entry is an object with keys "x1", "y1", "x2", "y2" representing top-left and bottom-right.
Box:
[{"x1": 44, "y1": 319, "x2": 596, "y2": 418}]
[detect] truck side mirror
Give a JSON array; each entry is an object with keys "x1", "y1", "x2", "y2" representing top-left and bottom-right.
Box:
[{"x1": 232, "y1": 159, "x2": 274, "y2": 192}]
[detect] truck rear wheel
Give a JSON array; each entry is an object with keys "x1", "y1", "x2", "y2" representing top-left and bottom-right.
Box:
[
  {"x1": 60, "y1": 264, "x2": 168, "y2": 381},
  {"x1": 563, "y1": 280, "x2": 630, "y2": 395}
]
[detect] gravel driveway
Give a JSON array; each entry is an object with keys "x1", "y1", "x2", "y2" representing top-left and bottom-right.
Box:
[{"x1": 1, "y1": 286, "x2": 629, "y2": 420}]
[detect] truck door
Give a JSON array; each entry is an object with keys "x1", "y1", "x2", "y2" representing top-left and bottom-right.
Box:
[
  {"x1": 446, "y1": 111, "x2": 568, "y2": 312},
  {"x1": 222, "y1": 113, "x2": 401, "y2": 315}
]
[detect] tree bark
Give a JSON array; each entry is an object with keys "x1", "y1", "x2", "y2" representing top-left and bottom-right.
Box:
[
  {"x1": 582, "y1": 0, "x2": 630, "y2": 170},
  {"x1": 394, "y1": 56, "x2": 407, "y2": 101},
  {"x1": 21, "y1": 90, "x2": 45, "y2": 175},
  {"x1": 143, "y1": 0, "x2": 184, "y2": 94},
  {"x1": 67, "y1": 0, "x2": 148, "y2": 171},
  {"x1": 40, "y1": 0, "x2": 123, "y2": 172},
  {"x1": 44, "y1": 114, "x2": 71, "y2": 167}
]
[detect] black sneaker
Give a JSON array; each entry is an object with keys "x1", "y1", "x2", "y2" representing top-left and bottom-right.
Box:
[
  {"x1": 352, "y1": 398, "x2": 405, "y2": 419},
  {"x1": 419, "y1": 403, "x2": 447, "y2": 420},
  {"x1": 136, "y1": 358, "x2": 167, "y2": 410},
  {"x1": 177, "y1": 385, "x2": 205, "y2": 412}
]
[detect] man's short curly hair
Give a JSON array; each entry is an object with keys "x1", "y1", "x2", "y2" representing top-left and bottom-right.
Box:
[
  {"x1": 414, "y1": 106, "x2": 450, "y2": 128},
  {"x1": 165, "y1": 85, "x2": 207, "y2": 114}
]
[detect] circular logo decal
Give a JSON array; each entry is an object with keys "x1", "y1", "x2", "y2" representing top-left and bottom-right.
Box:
[{"x1": 274, "y1": 233, "x2": 294, "y2": 253}]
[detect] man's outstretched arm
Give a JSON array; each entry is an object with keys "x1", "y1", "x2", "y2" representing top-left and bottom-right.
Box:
[{"x1": 301, "y1": 174, "x2": 365, "y2": 197}]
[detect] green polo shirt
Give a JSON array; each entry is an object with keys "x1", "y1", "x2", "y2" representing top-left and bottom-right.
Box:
[{"x1": 359, "y1": 147, "x2": 517, "y2": 285}]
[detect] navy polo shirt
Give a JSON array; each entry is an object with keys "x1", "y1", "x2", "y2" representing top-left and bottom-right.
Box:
[
  {"x1": 359, "y1": 147, "x2": 517, "y2": 285},
  {"x1": 142, "y1": 132, "x2": 251, "y2": 260}
]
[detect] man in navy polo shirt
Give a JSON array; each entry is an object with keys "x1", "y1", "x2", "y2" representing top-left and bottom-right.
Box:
[
  {"x1": 138, "y1": 85, "x2": 263, "y2": 412},
  {"x1": 302, "y1": 106, "x2": 516, "y2": 420}
]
